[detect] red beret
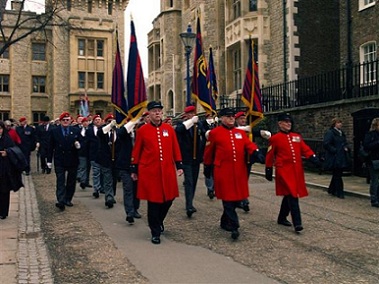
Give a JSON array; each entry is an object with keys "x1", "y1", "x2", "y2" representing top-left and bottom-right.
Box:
[
  {"x1": 235, "y1": 111, "x2": 246, "y2": 119},
  {"x1": 184, "y1": 106, "x2": 196, "y2": 113},
  {"x1": 59, "y1": 112, "x2": 71, "y2": 121},
  {"x1": 92, "y1": 114, "x2": 101, "y2": 120},
  {"x1": 142, "y1": 111, "x2": 149, "y2": 117},
  {"x1": 19, "y1": 117, "x2": 27, "y2": 122},
  {"x1": 82, "y1": 117, "x2": 88, "y2": 122},
  {"x1": 104, "y1": 113, "x2": 114, "y2": 122}
]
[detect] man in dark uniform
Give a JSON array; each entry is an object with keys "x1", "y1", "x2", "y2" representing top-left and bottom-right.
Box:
[
  {"x1": 265, "y1": 112, "x2": 320, "y2": 233},
  {"x1": 35, "y1": 115, "x2": 52, "y2": 174},
  {"x1": 203, "y1": 108, "x2": 265, "y2": 240},
  {"x1": 47, "y1": 112, "x2": 82, "y2": 211},
  {"x1": 16, "y1": 116, "x2": 36, "y2": 175},
  {"x1": 175, "y1": 105, "x2": 206, "y2": 218}
]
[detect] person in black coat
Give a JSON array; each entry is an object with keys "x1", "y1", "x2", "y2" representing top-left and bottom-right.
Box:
[
  {"x1": 363, "y1": 117, "x2": 379, "y2": 207},
  {"x1": 323, "y1": 118, "x2": 350, "y2": 199},
  {"x1": 16, "y1": 116, "x2": 36, "y2": 175},
  {"x1": 175, "y1": 106, "x2": 206, "y2": 218},
  {"x1": 0, "y1": 121, "x2": 23, "y2": 219},
  {"x1": 47, "y1": 112, "x2": 82, "y2": 211},
  {"x1": 35, "y1": 115, "x2": 53, "y2": 174}
]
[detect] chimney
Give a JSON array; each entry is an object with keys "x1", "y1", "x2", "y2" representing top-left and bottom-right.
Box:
[{"x1": 11, "y1": 0, "x2": 23, "y2": 11}]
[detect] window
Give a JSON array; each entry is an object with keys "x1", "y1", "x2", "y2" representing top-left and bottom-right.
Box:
[
  {"x1": 88, "y1": 0, "x2": 92, "y2": 13},
  {"x1": 232, "y1": 0, "x2": 241, "y2": 20},
  {"x1": 87, "y1": 40, "x2": 95, "y2": 57},
  {"x1": 78, "y1": 39, "x2": 85, "y2": 56},
  {"x1": 32, "y1": 43, "x2": 46, "y2": 61},
  {"x1": 33, "y1": 112, "x2": 46, "y2": 125},
  {"x1": 249, "y1": 0, "x2": 258, "y2": 11},
  {"x1": 108, "y1": 0, "x2": 113, "y2": 15},
  {"x1": 97, "y1": 73, "x2": 104, "y2": 89},
  {"x1": 233, "y1": 49, "x2": 242, "y2": 90},
  {"x1": 169, "y1": 0, "x2": 173, "y2": 7},
  {"x1": 97, "y1": 40, "x2": 104, "y2": 57},
  {"x1": 78, "y1": 72, "x2": 86, "y2": 88},
  {"x1": 0, "y1": 75, "x2": 9, "y2": 92},
  {"x1": 0, "y1": 111, "x2": 10, "y2": 121},
  {"x1": 32, "y1": 76, "x2": 46, "y2": 93},
  {"x1": 360, "y1": 42, "x2": 377, "y2": 84},
  {"x1": 359, "y1": 0, "x2": 375, "y2": 10},
  {"x1": 88, "y1": 72, "x2": 95, "y2": 89},
  {"x1": 0, "y1": 41, "x2": 9, "y2": 59}
]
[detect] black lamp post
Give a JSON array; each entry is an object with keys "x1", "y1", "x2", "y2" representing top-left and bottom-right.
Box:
[{"x1": 180, "y1": 24, "x2": 196, "y2": 106}]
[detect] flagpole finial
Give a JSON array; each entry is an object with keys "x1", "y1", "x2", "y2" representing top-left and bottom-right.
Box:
[{"x1": 130, "y1": 13, "x2": 133, "y2": 21}]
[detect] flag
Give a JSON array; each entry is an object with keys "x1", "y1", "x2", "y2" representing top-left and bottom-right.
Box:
[
  {"x1": 79, "y1": 92, "x2": 89, "y2": 117},
  {"x1": 111, "y1": 30, "x2": 128, "y2": 124},
  {"x1": 241, "y1": 39, "x2": 264, "y2": 128},
  {"x1": 126, "y1": 20, "x2": 147, "y2": 120},
  {"x1": 191, "y1": 16, "x2": 216, "y2": 115},
  {"x1": 207, "y1": 46, "x2": 218, "y2": 104}
]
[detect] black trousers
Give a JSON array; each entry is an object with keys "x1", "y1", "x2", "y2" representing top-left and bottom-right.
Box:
[
  {"x1": 147, "y1": 200, "x2": 173, "y2": 237},
  {"x1": 0, "y1": 191, "x2": 10, "y2": 217},
  {"x1": 220, "y1": 201, "x2": 240, "y2": 231},
  {"x1": 278, "y1": 195, "x2": 302, "y2": 227},
  {"x1": 55, "y1": 166, "x2": 77, "y2": 204},
  {"x1": 328, "y1": 168, "x2": 344, "y2": 197}
]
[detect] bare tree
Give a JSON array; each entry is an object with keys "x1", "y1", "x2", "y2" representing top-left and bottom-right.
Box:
[{"x1": 0, "y1": 0, "x2": 68, "y2": 56}]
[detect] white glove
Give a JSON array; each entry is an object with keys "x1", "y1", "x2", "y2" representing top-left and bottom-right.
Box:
[
  {"x1": 74, "y1": 141, "x2": 81, "y2": 149},
  {"x1": 205, "y1": 130, "x2": 211, "y2": 139},
  {"x1": 102, "y1": 122, "x2": 113, "y2": 134},
  {"x1": 214, "y1": 117, "x2": 219, "y2": 123},
  {"x1": 191, "y1": 116, "x2": 199, "y2": 124},
  {"x1": 237, "y1": 126, "x2": 251, "y2": 132},
  {"x1": 260, "y1": 130, "x2": 272, "y2": 140},
  {"x1": 124, "y1": 120, "x2": 138, "y2": 133},
  {"x1": 36, "y1": 142, "x2": 40, "y2": 149},
  {"x1": 183, "y1": 119, "x2": 194, "y2": 130},
  {"x1": 47, "y1": 163, "x2": 52, "y2": 169},
  {"x1": 110, "y1": 119, "x2": 117, "y2": 128},
  {"x1": 206, "y1": 118, "x2": 214, "y2": 125}
]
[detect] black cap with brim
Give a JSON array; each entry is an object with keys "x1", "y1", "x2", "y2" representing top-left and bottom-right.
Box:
[
  {"x1": 277, "y1": 112, "x2": 292, "y2": 121},
  {"x1": 147, "y1": 101, "x2": 164, "y2": 110},
  {"x1": 219, "y1": 107, "x2": 235, "y2": 117}
]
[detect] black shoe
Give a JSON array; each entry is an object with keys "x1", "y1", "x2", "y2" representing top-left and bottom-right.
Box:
[
  {"x1": 100, "y1": 190, "x2": 105, "y2": 194},
  {"x1": 295, "y1": 225, "x2": 303, "y2": 232},
  {"x1": 85, "y1": 184, "x2": 93, "y2": 188},
  {"x1": 134, "y1": 211, "x2": 142, "y2": 219},
  {"x1": 25, "y1": 172, "x2": 30, "y2": 176},
  {"x1": 208, "y1": 190, "x2": 215, "y2": 199},
  {"x1": 64, "y1": 201, "x2": 73, "y2": 207},
  {"x1": 186, "y1": 208, "x2": 196, "y2": 218},
  {"x1": 151, "y1": 236, "x2": 161, "y2": 245},
  {"x1": 277, "y1": 219, "x2": 292, "y2": 227},
  {"x1": 231, "y1": 229, "x2": 240, "y2": 240},
  {"x1": 0, "y1": 216, "x2": 7, "y2": 219},
  {"x1": 126, "y1": 215, "x2": 135, "y2": 224},
  {"x1": 242, "y1": 204, "x2": 250, "y2": 212},
  {"x1": 80, "y1": 183, "x2": 86, "y2": 190},
  {"x1": 55, "y1": 203, "x2": 65, "y2": 211},
  {"x1": 92, "y1": 191, "x2": 99, "y2": 198},
  {"x1": 105, "y1": 201, "x2": 114, "y2": 208},
  {"x1": 160, "y1": 224, "x2": 165, "y2": 233}
]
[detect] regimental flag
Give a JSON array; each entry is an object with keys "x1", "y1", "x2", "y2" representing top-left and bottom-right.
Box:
[
  {"x1": 241, "y1": 39, "x2": 264, "y2": 128},
  {"x1": 79, "y1": 92, "x2": 89, "y2": 117},
  {"x1": 111, "y1": 30, "x2": 128, "y2": 124},
  {"x1": 191, "y1": 16, "x2": 216, "y2": 115},
  {"x1": 126, "y1": 19, "x2": 147, "y2": 120},
  {"x1": 207, "y1": 46, "x2": 218, "y2": 105}
]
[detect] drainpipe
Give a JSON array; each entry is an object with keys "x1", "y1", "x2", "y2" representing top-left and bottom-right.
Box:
[
  {"x1": 283, "y1": 0, "x2": 288, "y2": 106},
  {"x1": 346, "y1": 0, "x2": 353, "y2": 98}
]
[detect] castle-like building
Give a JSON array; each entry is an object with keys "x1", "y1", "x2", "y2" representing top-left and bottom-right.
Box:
[{"x1": 0, "y1": 0, "x2": 128, "y2": 123}]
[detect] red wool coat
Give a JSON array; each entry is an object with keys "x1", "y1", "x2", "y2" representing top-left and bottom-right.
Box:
[
  {"x1": 265, "y1": 131, "x2": 315, "y2": 198},
  {"x1": 131, "y1": 122, "x2": 182, "y2": 203},
  {"x1": 203, "y1": 125, "x2": 258, "y2": 201}
]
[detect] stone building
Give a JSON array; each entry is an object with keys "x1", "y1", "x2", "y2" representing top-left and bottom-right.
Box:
[{"x1": 0, "y1": 0, "x2": 128, "y2": 123}]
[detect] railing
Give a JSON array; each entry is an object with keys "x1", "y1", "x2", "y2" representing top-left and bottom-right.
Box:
[{"x1": 220, "y1": 60, "x2": 378, "y2": 112}]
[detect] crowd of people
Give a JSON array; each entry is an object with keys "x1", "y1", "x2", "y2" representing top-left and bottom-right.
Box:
[{"x1": 1, "y1": 103, "x2": 377, "y2": 244}]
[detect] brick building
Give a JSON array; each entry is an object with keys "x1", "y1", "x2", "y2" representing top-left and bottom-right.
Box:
[{"x1": 0, "y1": 0, "x2": 128, "y2": 123}]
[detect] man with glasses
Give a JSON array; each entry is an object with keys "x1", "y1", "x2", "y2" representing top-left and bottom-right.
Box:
[
  {"x1": 203, "y1": 107, "x2": 265, "y2": 240},
  {"x1": 47, "y1": 112, "x2": 82, "y2": 211}
]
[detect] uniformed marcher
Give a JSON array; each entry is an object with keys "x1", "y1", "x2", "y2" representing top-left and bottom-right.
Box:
[
  {"x1": 16, "y1": 116, "x2": 36, "y2": 175},
  {"x1": 265, "y1": 112, "x2": 321, "y2": 233},
  {"x1": 131, "y1": 101, "x2": 183, "y2": 245},
  {"x1": 35, "y1": 115, "x2": 52, "y2": 174},
  {"x1": 203, "y1": 107, "x2": 265, "y2": 240}
]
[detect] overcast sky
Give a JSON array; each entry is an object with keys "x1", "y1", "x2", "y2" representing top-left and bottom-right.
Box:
[{"x1": 8, "y1": 0, "x2": 160, "y2": 76}]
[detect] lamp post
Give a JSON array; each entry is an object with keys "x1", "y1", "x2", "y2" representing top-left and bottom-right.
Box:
[{"x1": 180, "y1": 24, "x2": 196, "y2": 106}]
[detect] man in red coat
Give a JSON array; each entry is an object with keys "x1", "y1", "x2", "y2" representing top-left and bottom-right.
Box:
[
  {"x1": 203, "y1": 107, "x2": 265, "y2": 240},
  {"x1": 131, "y1": 101, "x2": 183, "y2": 245},
  {"x1": 265, "y1": 112, "x2": 320, "y2": 233}
]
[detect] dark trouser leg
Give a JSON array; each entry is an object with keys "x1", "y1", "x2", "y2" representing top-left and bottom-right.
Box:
[
  {"x1": 111, "y1": 166, "x2": 118, "y2": 196},
  {"x1": 55, "y1": 166, "x2": 66, "y2": 204},
  {"x1": 148, "y1": 200, "x2": 173, "y2": 237},
  {"x1": 120, "y1": 170, "x2": 134, "y2": 216},
  {"x1": 278, "y1": 195, "x2": 301, "y2": 227},
  {"x1": 101, "y1": 166, "x2": 115, "y2": 203},
  {"x1": 220, "y1": 201, "x2": 240, "y2": 231},
  {"x1": 278, "y1": 196, "x2": 291, "y2": 221},
  {"x1": 133, "y1": 181, "x2": 140, "y2": 210},
  {"x1": 368, "y1": 166, "x2": 379, "y2": 205},
  {"x1": 183, "y1": 164, "x2": 195, "y2": 210},
  {"x1": 0, "y1": 191, "x2": 10, "y2": 217},
  {"x1": 330, "y1": 168, "x2": 344, "y2": 197},
  {"x1": 65, "y1": 167, "x2": 78, "y2": 202}
]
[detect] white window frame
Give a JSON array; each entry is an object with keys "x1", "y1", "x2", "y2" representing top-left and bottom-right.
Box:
[
  {"x1": 360, "y1": 41, "x2": 377, "y2": 85},
  {"x1": 358, "y1": 0, "x2": 376, "y2": 11}
]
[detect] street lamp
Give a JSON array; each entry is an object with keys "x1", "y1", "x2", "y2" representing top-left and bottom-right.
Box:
[{"x1": 180, "y1": 24, "x2": 196, "y2": 106}]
